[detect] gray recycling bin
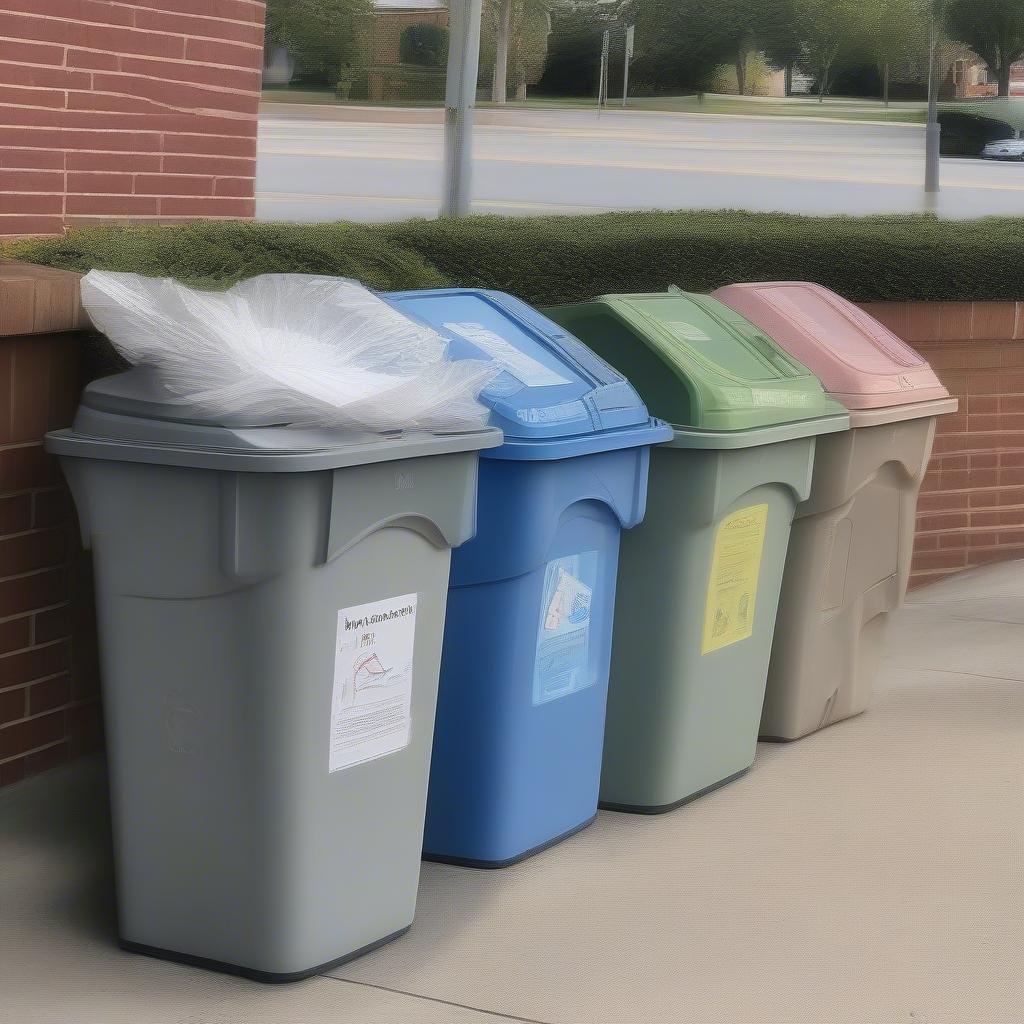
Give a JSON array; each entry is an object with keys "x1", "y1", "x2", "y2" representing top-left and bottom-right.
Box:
[{"x1": 45, "y1": 367, "x2": 500, "y2": 982}]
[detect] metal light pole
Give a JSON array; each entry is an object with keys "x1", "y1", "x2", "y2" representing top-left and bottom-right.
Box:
[
  {"x1": 442, "y1": 0, "x2": 484, "y2": 217},
  {"x1": 925, "y1": 0, "x2": 942, "y2": 198}
]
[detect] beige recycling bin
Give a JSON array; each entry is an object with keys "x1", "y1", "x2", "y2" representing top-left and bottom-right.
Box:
[{"x1": 714, "y1": 282, "x2": 957, "y2": 740}]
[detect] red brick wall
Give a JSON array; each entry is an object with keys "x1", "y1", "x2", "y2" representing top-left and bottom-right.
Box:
[
  {"x1": 0, "y1": 265, "x2": 100, "y2": 786},
  {"x1": 1, "y1": 291, "x2": 1021, "y2": 788},
  {"x1": 861, "y1": 301, "x2": 1024, "y2": 588},
  {"x1": 0, "y1": 0, "x2": 265, "y2": 237}
]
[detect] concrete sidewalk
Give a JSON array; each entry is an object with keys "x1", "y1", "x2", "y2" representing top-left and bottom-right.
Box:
[
  {"x1": 2, "y1": 562, "x2": 1022, "y2": 1024},
  {"x1": 258, "y1": 100, "x2": 919, "y2": 131}
]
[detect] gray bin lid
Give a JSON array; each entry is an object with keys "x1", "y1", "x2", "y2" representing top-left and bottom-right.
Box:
[{"x1": 44, "y1": 367, "x2": 503, "y2": 472}]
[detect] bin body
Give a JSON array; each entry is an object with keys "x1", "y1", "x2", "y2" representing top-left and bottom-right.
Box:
[
  {"x1": 545, "y1": 291, "x2": 848, "y2": 812},
  {"x1": 384, "y1": 289, "x2": 670, "y2": 864},
  {"x1": 714, "y1": 282, "x2": 957, "y2": 739},
  {"x1": 46, "y1": 369, "x2": 500, "y2": 980},
  {"x1": 428, "y1": 451, "x2": 645, "y2": 863}
]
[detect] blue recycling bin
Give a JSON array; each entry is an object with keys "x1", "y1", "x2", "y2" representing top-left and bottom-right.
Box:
[{"x1": 384, "y1": 289, "x2": 671, "y2": 867}]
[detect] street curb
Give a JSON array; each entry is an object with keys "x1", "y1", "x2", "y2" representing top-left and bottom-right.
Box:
[
  {"x1": 259, "y1": 101, "x2": 924, "y2": 131},
  {"x1": 260, "y1": 102, "x2": 444, "y2": 124}
]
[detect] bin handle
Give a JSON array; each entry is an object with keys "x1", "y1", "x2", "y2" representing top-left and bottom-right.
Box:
[
  {"x1": 320, "y1": 468, "x2": 453, "y2": 565},
  {"x1": 321, "y1": 513, "x2": 448, "y2": 565},
  {"x1": 861, "y1": 573, "x2": 900, "y2": 624}
]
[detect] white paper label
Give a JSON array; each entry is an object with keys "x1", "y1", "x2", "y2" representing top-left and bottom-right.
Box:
[
  {"x1": 443, "y1": 321, "x2": 571, "y2": 388},
  {"x1": 668, "y1": 321, "x2": 712, "y2": 342},
  {"x1": 329, "y1": 593, "x2": 417, "y2": 773}
]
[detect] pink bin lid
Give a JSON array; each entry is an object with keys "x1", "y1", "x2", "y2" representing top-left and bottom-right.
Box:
[{"x1": 711, "y1": 281, "x2": 950, "y2": 410}]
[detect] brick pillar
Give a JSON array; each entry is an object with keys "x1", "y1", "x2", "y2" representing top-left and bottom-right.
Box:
[
  {"x1": 0, "y1": 264, "x2": 101, "y2": 785},
  {"x1": 860, "y1": 301, "x2": 1024, "y2": 588}
]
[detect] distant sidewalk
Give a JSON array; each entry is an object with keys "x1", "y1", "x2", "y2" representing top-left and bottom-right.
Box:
[
  {"x1": 259, "y1": 99, "x2": 921, "y2": 130},
  {"x1": 261, "y1": 101, "x2": 445, "y2": 124}
]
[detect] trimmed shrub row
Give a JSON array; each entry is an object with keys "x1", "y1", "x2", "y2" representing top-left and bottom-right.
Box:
[
  {"x1": 7, "y1": 222, "x2": 448, "y2": 293},
  {"x1": 8, "y1": 210, "x2": 1024, "y2": 303}
]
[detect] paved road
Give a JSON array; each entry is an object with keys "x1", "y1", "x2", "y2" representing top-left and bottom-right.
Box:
[{"x1": 256, "y1": 106, "x2": 1024, "y2": 221}]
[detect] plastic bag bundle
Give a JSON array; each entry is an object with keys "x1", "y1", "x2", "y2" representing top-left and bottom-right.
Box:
[{"x1": 80, "y1": 271, "x2": 499, "y2": 433}]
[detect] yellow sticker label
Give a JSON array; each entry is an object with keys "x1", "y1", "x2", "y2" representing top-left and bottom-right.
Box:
[{"x1": 701, "y1": 504, "x2": 768, "y2": 655}]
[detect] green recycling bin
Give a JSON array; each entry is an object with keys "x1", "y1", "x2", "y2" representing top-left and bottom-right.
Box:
[{"x1": 545, "y1": 290, "x2": 848, "y2": 813}]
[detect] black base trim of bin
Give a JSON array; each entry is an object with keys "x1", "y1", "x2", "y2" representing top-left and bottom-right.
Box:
[
  {"x1": 598, "y1": 766, "x2": 751, "y2": 816},
  {"x1": 119, "y1": 925, "x2": 411, "y2": 984},
  {"x1": 422, "y1": 812, "x2": 598, "y2": 869}
]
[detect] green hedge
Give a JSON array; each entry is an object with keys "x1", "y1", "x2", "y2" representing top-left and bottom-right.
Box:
[
  {"x1": 9, "y1": 211, "x2": 1024, "y2": 303},
  {"x1": 7, "y1": 222, "x2": 448, "y2": 292}
]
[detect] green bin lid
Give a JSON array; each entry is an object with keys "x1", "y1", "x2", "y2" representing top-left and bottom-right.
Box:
[{"x1": 544, "y1": 289, "x2": 848, "y2": 442}]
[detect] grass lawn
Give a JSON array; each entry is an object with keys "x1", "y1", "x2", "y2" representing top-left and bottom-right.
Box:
[
  {"x1": 623, "y1": 94, "x2": 927, "y2": 123},
  {"x1": 261, "y1": 88, "x2": 1024, "y2": 130},
  {"x1": 261, "y1": 85, "x2": 337, "y2": 103},
  {"x1": 260, "y1": 86, "x2": 443, "y2": 108},
  {"x1": 261, "y1": 88, "x2": 928, "y2": 123}
]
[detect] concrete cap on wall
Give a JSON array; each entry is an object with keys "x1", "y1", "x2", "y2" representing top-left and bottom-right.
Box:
[{"x1": 0, "y1": 263, "x2": 88, "y2": 338}]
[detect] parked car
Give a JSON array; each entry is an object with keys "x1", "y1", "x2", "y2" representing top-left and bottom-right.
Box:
[{"x1": 982, "y1": 138, "x2": 1024, "y2": 160}]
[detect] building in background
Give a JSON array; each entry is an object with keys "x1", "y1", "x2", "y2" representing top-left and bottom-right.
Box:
[
  {"x1": 359, "y1": 0, "x2": 449, "y2": 102},
  {"x1": 951, "y1": 55, "x2": 1024, "y2": 98}
]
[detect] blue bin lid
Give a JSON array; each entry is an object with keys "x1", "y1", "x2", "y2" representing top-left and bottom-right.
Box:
[{"x1": 383, "y1": 289, "x2": 672, "y2": 460}]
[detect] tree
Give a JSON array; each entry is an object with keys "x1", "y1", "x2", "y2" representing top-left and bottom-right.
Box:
[
  {"x1": 511, "y1": 0, "x2": 554, "y2": 98},
  {"x1": 628, "y1": 0, "x2": 742, "y2": 94},
  {"x1": 860, "y1": 0, "x2": 930, "y2": 105},
  {"x1": 792, "y1": 0, "x2": 864, "y2": 101},
  {"x1": 492, "y1": 0, "x2": 513, "y2": 102},
  {"x1": 265, "y1": 0, "x2": 372, "y2": 84},
  {"x1": 484, "y1": 0, "x2": 551, "y2": 102},
  {"x1": 718, "y1": 0, "x2": 768, "y2": 96},
  {"x1": 532, "y1": 7, "x2": 604, "y2": 96},
  {"x1": 627, "y1": 0, "x2": 813, "y2": 97},
  {"x1": 759, "y1": 0, "x2": 804, "y2": 95},
  {"x1": 945, "y1": 0, "x2": 1024, "y2": 96}
]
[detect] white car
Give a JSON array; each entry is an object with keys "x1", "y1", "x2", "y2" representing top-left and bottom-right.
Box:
[{"x1": 982, "y1": 138, "x2": 1024, "y2": 160}]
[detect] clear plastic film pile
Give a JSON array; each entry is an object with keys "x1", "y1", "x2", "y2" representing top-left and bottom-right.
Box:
[{"x1": 80, "y1": 271, "x2": 499, "y2": 433}]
